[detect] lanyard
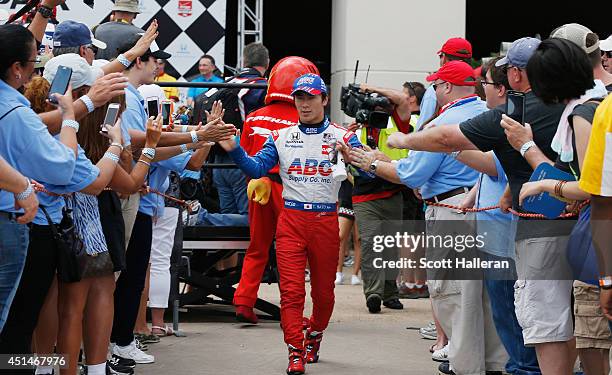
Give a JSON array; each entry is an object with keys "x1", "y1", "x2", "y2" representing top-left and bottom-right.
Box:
[{"x1": 438, "y1": 95, "x2": 479, "y2": 115}]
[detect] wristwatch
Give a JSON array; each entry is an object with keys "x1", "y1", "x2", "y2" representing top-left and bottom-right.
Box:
[
  {"x1": 600, "y1": 276, "x2": 612, "y2": 290},
  {"x1": 37, "y1": 5, "x2": 54, "y2": 19},
  {"x1": 369, "y1": 160, "x2": 379, "y2": 172}
]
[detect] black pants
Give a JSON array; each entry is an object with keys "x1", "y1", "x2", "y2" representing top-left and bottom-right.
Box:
[
  {"x1": 0, "y1": 225, "x2": 57, "y2": 374},
  {"x1": 111, "y1": 212, "x2": 152, "y2": 346}
]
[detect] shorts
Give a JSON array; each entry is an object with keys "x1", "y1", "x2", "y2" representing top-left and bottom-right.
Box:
[
  {"x1": 514, "y1": 236, "x2": 574, "y2": 346},
  {"x1": 338, "y1": 180, "x2": 354, "y2": 220},
  {"x1": 573, "y1": 280, "x2": 612, "y2": 349}
]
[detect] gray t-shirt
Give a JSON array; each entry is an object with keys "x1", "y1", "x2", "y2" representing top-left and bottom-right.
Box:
[{"x1": 93, "y1": 21, "x2": 144, "y2": 61}]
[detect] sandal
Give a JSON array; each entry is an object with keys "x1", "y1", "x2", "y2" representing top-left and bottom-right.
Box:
[{"x1": 151, "y1": 325, "x2": 174, "y2": 337}]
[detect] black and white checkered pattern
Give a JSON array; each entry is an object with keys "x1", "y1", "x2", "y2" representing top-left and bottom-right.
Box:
[{"x1": 1, "y1": 0, "x2": 226, "y2": 81}]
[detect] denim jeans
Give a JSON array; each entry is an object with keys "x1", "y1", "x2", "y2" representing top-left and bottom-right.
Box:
[
  {"x1": 484, "y1": 277, "x2": 541, "y2": 375},
  {"x1": 0, "y1": 213, "x2": 29, "y2": 333},
  {"x1": 196, "y1": 208, "x2": 248, "y2": 226},
  {"x1": 213, "y1": 153, "x2": 248, "y2": 215}
]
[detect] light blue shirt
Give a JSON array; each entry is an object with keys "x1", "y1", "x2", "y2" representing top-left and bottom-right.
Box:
[
  {"x1": 0, "y1": 79, "x2": 76, "y2": 213},
  {"x1": 34, "y1": 145, "x2": 100, "y2": 225},
  {"x1": 181, "y1": 169, "x2": 201, "y2": 180},
  {"x1": 120, "y1": 83, "x2": 146, "y2": 147},
  {"x1": 187, "y1": 75, "x2": 224, "y2": 100},
  {"x1": 415, "y1": 85, "x2": 437, "y2": 130},
  {"x1": 396, "y1": 97, "x2": 487, "y2": 200},
  {"x1": 475, "y1": 154, "x2": 516, "y2": 259},
  {"x1": 122, "y1": 83, "x2": 192, "y2": 217}
]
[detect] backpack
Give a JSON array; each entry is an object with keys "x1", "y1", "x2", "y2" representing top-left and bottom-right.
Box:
[{"x1": 192, "y1": 76, "x2": 265, "y2": 131}]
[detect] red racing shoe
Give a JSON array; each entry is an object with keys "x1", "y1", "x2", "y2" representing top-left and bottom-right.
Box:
[
  {"x1": 303, "y1": 329, "x2": 323, "y2": 364},
  {"x1": 286, "y1": 345, "x2": 305, "y2": 375},
  {"x1": 236, "y1": 305, "x2": 258, "y2": 324}
]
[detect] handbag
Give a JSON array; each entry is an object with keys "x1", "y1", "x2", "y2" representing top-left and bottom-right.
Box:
[
  {"x1": 566, "y1": 205, "x2": 598, "y2": 285},
  {"x1": 40, "y1": 205, "x2": 84, "y2": 283}
]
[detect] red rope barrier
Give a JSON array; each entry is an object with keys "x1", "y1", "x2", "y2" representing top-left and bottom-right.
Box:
[{"x1": 423, "y1": 199, "x2": 589, "y2": 219}]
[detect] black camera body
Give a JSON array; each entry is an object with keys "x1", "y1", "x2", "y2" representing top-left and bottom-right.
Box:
[{"x1": 340, "y1": 83, "x2": 391, "y2": 129}]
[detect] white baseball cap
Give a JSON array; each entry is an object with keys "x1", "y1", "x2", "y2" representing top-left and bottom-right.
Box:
[
  {"x1": 43, "y1": 53, "x2": 102, "y2": 89},
  {"x1": 600, "y1": 35, "x2": 612, "y2": 52}
]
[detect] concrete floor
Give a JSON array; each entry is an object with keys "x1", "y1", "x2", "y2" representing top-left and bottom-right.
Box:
[{"x1": 142, "y1": 279, "x2": 440, "y2": 375}]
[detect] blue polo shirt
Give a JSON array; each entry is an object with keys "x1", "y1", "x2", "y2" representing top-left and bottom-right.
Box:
[
  {"x1": 396, "y1": 97, "x2": 487, "y2": 200},
  {"x1": 34, "y1": 145, "x2": 100, "y2": 225},
  {"x1": 476, "y1": 154, "x2": 516, "y2": 258},
  {"x1": 415, "y1": 85, "x2": 437, "y2": 130},
  {"x1": 0, "y1": 79, "x2": 76, "y2": 213},
  {"x1": 123, "y1": 83, "x2": 191, "y2": 217},
  {"x1": 187, "y1": 75, "x2": 224, "y2": 100}
]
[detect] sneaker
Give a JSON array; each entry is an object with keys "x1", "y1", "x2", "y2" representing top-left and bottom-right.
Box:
[
  {"x1": 350, "y1": 275, "x2": 362, "y2": 285},
  {"x1": 286, "y1": 345, "x2": 305, "y2": 375},
  {"x1": 438, "y1": 361, "x2": 455, "y2": 374},
  {"x1": 134, "y1": 337, "x2": 148, "y2": 352},
  {"x1": 366, "y1": 294, "x2": 382, "y2": 313},
  {"x1": 111, "y1": 355, "x2": 136, "y2": 369},
  {"x1": 419, "y1": 322, "x2": 437, "y2": 340},
  {"x1": 343, "y1": 255, "x2": 354, "y2": 267},
  {"x1": 334, "y1": 272, "x2": 344, "y2": 285},
  {"x1": 106, "y1": 357, "x2": 134, "y2": 375},
  {"x1": 134, "y1": 332, "x2": 160, "y2": 344},
  {"x1": 383, "y1": 298, "x2": 404, "y2": 310},
  {"x1": 236, "y1": 305, "x2": 259, "y2": 324},
  {"x1": 111, "y1": 341, "x2": 155, "y2": 364},
  {"x1": 414, "y1": 284, "x2": 430, "y2": 299},
  {"x1": 304, "y1": 269, "x2": 310, "y2": 283},
  {"x1": 304, "y1": 329, "x2": 323, "y2": 364},
  {"x1": 432, "y1": 344, "x2": 449, "y2": 362}
]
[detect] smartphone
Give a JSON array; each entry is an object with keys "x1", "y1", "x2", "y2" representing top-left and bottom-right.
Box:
[
  {"x1": 506, "y1": 90, "x2": 526, "y2": 125},
  {"x1": 147, "y1": 98, "x2": 159, "y2": 118},
  {"x1": 48, "y1": 66, "x2": 72, "y2": 104},
  {"x1": 161, "y1": 101, "x2": 172, "y2": 125},
  {"x1": 101, "y1": 103, "x2": 120, "y2": 134}
]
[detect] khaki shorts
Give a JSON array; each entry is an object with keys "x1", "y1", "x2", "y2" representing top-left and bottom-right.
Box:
[
  {"x1": 514, "y1": 236, "x2": 574, "y2": 346},
  {"x1": 573, "y1": 280, "x2": 612, "y2": 350}
]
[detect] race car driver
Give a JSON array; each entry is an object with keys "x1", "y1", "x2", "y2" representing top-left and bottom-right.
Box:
[
  {"x1": 233, "y1": 57, "x2": 320, "y2": 325},
  {"x1": 219, "y1": 73, "x2": 369, "y2": 375}
]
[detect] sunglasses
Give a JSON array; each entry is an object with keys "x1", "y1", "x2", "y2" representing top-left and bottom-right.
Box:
[
  {"x1": 26, "y1": 56, "x2": 42, "y2": 64},
  {"x1": 480, "y1": 80, "x2": 496, "y2": 86},
  {"x1": 432, "y1": 81, "x2": 447, "y2": 91},
  {"x1": 602, "y1": 51, "x2": 612, "y2": 58},
  {"x1": 86, "y1": 44, "x2": 98, "y2": 55},
  {"x1": 502, "y1": 65, "x2": 522, "y2": 74}
]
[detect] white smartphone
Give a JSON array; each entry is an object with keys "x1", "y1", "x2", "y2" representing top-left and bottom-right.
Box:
[{"x1": 101, "y1": 103, "x2": 121, "y2": 134}]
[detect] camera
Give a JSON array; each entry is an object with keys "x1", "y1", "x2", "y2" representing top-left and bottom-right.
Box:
[{"x1": 340, "y1": 83, "x2": 391, "y2": 129}]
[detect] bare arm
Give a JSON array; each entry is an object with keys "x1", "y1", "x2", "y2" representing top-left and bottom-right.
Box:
[
  {"x1": 27, "y1": 0, "x2": 64, "y2": 43},
  {"x1": 40, "y1": 73, "x2": 129, "y2": 134},
  {"x1": 455, "y1": 151, "x2": 498, "y2": 177},
  {"x1": 360, "y1": 84, "x2": 412, "y2": 121},
  {"x1": 186, "y1": 145, "x2": 212, "y2": 171},
  {"x1": 386, "y1": 124, "x2": 479, "y2": 152},
  {"x1": 0, "y1": 157, "x2": 29, "y2": 194},
  {"x1": 500, "y1": 115, "x2": 553, "y2": 169},
  {"x1": 374, "y1": 161, "x2": 402, "y2": 184},
  {"x1": 100, "y1": 20, "x2": 159, "y2": 75}
]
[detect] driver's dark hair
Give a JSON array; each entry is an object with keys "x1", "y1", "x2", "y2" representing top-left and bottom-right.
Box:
[{"x1": 0, "y1": 24, "x2": 36, "y2": 81}]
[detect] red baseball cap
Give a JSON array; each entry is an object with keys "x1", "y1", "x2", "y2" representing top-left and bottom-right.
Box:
[
  {"x1": 437, "y1": 37, "x2": 472, "y2": 58},
  {"x1": 426, "y1": 61, "x2": 477, "y2": 86}
]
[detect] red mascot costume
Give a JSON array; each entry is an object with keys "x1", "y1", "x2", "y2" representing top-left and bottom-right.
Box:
[{"x1": 233, "y1": 57, "x2": 320, "y2": 323}]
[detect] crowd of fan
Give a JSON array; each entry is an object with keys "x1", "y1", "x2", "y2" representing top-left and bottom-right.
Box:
[{"x1": 1, "y1": 0, "x2": 612, "y2": 375}]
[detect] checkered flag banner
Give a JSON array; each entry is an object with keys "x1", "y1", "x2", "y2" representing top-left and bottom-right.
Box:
[{"x1": 0, "y1": 0, "x2": 226, "y2": 81}]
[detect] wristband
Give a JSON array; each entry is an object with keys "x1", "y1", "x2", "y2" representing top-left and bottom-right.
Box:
[
  {"x1": 62, "y1": 119, "x2": 80, "y2": 132},
  {"x1": 190, "y1": 130, "x2": 199, "y2": 144},
  {"x1": 599, "y1": 276, "x2": 612, "y2": 290},
  {"x1": 180, "y1": 144, "x2": 189, "y2": 153},
  {"x1": 142, "y1": 147, "x2": 155, "y2": 160},
  {"x1": 79, "y1": 95, "x2": 95, "y2": 113},
  {"x1": 110, "y1": 142, "x2": 124, "y2": 152},
  {"x1": 519, "y1": 141, "x2": 536, "y2": 157},
  {"x1": 117, "y1": 53, "x2": 132, "y2": 68},
  {"x1": 182, "y1": 125, "x2": 189, "y2": 133},
  {"x1": 137, "y1": 159, "x2": 151, "y2": 167},
  {"x1": 16, "y1": 179, "x2": 34, "y2": 201},
  {"x1": 103, "y1": 151, "x2": 120, "y2": 163}
]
